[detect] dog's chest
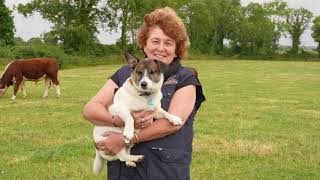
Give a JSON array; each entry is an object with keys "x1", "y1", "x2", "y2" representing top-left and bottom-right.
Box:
[
  {"x1": 114, "y1": 83, "x2": 162, "y2": 111},
  {"x1": 117, "y1": 93, "x2": 160, "y2": 111}
]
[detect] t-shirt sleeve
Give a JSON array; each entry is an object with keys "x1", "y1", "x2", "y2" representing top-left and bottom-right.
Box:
[
  {"x1": 109, "y1": 65, "x2": 132, "y2": 87},
  {"x1": 109, "y1": 68, "x2": 121, "y2": 86}
]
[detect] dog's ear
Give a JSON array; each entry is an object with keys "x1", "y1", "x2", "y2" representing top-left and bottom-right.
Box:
[
  {"x1": 124, "y1": 49, "x2": 139, "y2": 69},
  {"x1": 156, "y1": 60, "x2": 169, "y2": 74}
]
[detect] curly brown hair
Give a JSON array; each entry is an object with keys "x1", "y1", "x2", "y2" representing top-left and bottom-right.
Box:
[{"x1": 137, "y1": 7, "x2": 189, "y2": 59}]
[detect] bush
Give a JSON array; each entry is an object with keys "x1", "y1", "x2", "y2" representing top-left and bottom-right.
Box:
[
  {"x1": 299, "y1": 49, "x2": 318, "y2": 59},
  {"x1": 88, "y1": 44, "x2": 122, "y2": 57},
  {"x1": 0, "y1": 47, "x2": 14, "y2": 59},
  {"x1": 9, "y1": 45, "x2": 70, "y2": 67}
]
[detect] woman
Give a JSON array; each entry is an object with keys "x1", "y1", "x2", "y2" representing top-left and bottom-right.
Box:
[{"x1": 83, "y1": 7, "x2": 205, "y2": 180}]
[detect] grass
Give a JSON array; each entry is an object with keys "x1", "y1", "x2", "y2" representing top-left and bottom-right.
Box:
[{"x1": 1, "y1": 60, "x2": 320, "y2": 179}]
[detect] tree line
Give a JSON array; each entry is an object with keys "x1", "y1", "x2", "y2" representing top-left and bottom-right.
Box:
[{"x1": 1, "y1": 0, "x2": 320, "y2": 58}]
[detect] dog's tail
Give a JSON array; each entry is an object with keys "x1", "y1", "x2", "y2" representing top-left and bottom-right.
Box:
[{"x1": 93, "y1": 150, "x2": 105, "y2": 176}]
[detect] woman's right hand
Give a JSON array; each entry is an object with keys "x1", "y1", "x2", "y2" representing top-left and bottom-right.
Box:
[
  {"x1": 95, "y1": 131, "x2": 125, "y2": 155},
  {"x1": 131, "y1": 110, "x2": 154, "y2": 129}
]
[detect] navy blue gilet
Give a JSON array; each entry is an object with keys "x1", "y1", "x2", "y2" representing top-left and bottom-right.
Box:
[{"x1": 107, "y1": 61, "x2": 205, "y2": 180}]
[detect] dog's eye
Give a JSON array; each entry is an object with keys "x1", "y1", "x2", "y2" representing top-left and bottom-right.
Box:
[
  {"x1": 137, "y1": 71, "x2": 143, "y2": 76},
  {"x1": 149, "y1": 71, "x2": 154, "y2": 75}
]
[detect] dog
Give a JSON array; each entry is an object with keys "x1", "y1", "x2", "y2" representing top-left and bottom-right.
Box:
[{"x1": 92, "y1": 50, "x2": 183, "y2": 175}]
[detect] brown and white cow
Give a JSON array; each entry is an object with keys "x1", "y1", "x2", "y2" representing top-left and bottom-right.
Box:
[{"x1": 0, "y1": 58, "x2": 61, "y2": 99}]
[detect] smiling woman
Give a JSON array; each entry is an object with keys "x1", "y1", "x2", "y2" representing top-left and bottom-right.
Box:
[{"x1": 83, "y1": 6, "x2": 205, "y2": 180}]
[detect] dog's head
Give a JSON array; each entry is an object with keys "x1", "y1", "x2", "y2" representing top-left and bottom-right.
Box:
[{"x1": 124, "y1": 50, "x2": 167, "y2": 95}]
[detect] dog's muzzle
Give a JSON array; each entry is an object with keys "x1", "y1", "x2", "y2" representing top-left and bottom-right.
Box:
[{"x1": 140, "y1": 81, "x2": 148, "y2": 89}]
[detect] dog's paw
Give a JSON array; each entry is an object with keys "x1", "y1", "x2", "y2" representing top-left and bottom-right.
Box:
[
  {"x1": 123, "y1": 130, "x2": 134, "y2": 140},
  {"x1": 135, "y1": 155, "x2": 145, "y2": 163},
  {"x1": 126, "y1": 161, "x2": 136, "y2": 167},
  {"x1": 123, "y1": 124, "x2": 135, "y2": 140},
  {"x1": 169, "y1": 115, "x2": 183, "y2": 126}
]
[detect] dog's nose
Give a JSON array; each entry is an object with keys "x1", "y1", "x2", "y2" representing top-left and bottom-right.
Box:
[{"x1": 140, "y1": 81, "x2": 148, "y2": 89}]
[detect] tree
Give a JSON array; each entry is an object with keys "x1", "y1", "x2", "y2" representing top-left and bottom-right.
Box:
[
  {"x1": 43, "y1": 31, "x2": 59, "y2": 45},
  {"x1": 101, "y1": 0, "x2": 143, "y2": 48},
  {"x1": 184, "y1": 0, "x2": 242, "y2": 54},
  {"x1": 101, "y1": 0, "x2": 187, "y2": 49},
  {"x1": 17, "y1": 0, "x2": 103, "y2": 53},
  {"x1": 186, "y1": 0, "x2": 285, "y2": 56},
  {"x1": 230, "y1": 2, "x2": 286, "y2": 56},
  {"x1": 311, "y1": 16, "x2": 320, "y2": 57},
  {"x1": 0, "y1": 0, "x2": 15, "y2": 46},
  {"x1": 264, "y1": 0, "x2": 288, "y2": 51},
  {"x1": 186, "y1": 0, "x2": 218, "y2": 54},
  {"x1": 285, "y1": 8, "x2": 313, "y2": 55},
  {"x1": 212, "y1": 0, "x2": 241, "y2": 54}
]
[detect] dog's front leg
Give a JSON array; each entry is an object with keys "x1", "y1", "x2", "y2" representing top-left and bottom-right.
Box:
[
  {"x1": 118, "y1": 109, "x2": 135, "y2": 140},
  {"x1": 154, "y1": 106, "x2": 183, "y2": 125}
]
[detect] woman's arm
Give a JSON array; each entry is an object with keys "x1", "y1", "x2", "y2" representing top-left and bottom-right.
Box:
[
  {"x1": 131, "y1": 85, "x2": 196, "y2": 143},
  {"x1": 82, "y1": 79, "x2": 124, "y2": 126}
]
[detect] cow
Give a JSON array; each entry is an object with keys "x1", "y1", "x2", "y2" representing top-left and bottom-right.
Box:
[{"x1": 0, "y1": 58, "x2": 61, "y2": 100}]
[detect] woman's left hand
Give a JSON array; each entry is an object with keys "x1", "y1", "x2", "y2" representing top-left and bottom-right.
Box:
[
  {"x1": 95, "y1": 131, "x2": 125, "y2": 155},
  {"x1": 132, "y1": 110, "x2": 154, "y2": 129}
]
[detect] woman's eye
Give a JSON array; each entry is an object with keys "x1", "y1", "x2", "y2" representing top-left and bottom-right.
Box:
[{"x1": 166, "y1": 42, "x2": 173, "y2": 46}]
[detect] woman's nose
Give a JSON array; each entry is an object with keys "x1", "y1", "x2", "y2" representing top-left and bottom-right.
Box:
[{"x1": 156, "y1": 42, "x2": 165, "y2": 51}]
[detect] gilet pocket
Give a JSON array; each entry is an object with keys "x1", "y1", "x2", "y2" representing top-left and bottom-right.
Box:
[{"x1": 147, "y1": 147, "x2": 190, "y2": 180}]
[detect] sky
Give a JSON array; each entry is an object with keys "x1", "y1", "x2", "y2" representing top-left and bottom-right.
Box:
[{"x1": 5, "y1": 0, "x2": 320, "y2": 46}]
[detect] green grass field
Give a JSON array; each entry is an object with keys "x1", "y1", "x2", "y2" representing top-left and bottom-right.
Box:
[{"x1": 1, "y1": 60, "x2": 320, "y2": 179}]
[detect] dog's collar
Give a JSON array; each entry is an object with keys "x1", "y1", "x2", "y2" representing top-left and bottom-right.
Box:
[
  {"x1": 139, "y1": 92, "x2": 152, "y2": 96},
  {"x1": 139, "y1": 92, "x2": 155, "y2": 107}
]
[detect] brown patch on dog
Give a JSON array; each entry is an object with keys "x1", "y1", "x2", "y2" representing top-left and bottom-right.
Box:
[{"x1": 131, "y1": 59, "x2": 162, "y2": 86}]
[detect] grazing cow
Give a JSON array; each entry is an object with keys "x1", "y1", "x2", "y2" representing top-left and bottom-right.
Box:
[{"x1": 0, "y1": 58, "x2": 61, "y2": 99}]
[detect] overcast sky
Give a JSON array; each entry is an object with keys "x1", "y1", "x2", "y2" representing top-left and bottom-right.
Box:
[{"x1": 5, "y1": 0, "x2": 320, "y2": 46}]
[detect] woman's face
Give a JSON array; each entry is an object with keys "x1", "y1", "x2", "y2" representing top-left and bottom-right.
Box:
[{"x1": 143, "y1": 26, "x2": 177, "y2": 65}]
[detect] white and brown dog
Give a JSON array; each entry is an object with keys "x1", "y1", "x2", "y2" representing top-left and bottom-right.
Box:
[{"x1": 92, "y1": 50, "x2": 183, "y2": 175}]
